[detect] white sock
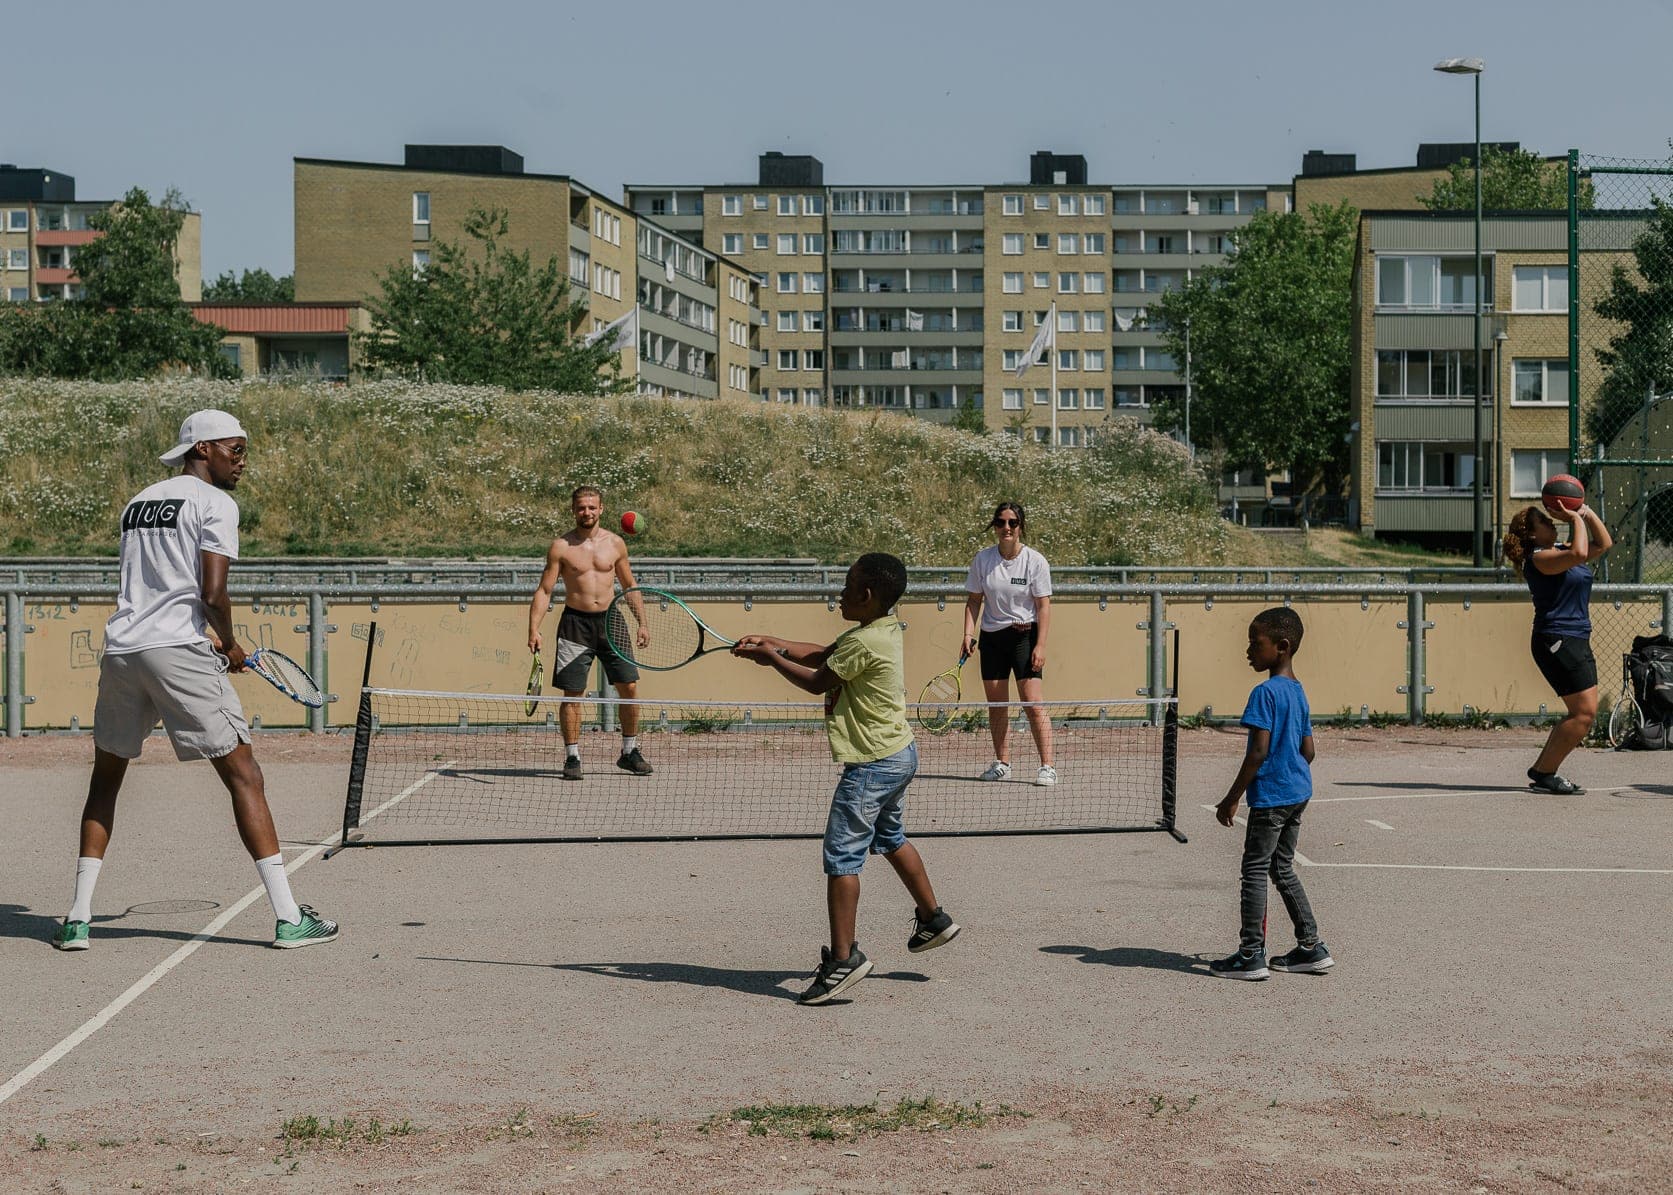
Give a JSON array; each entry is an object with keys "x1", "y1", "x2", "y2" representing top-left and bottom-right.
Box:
[
  {"x1": 566, "y1": 743, "x2": 581, "y2": 760},
  {"x1": 68, "y1": 856, "x2": 102, "y2": 924},
  {"x1": 621, "y1": 736, "x2": 638, "y2": 753},
  {"x1": 255, "y1": 854, "x2": 302, "y2": 925}
]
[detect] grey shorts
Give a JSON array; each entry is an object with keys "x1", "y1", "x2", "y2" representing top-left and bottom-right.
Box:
[{"x1": 94, "y1": 641, "x2": 252, "y2": 761}]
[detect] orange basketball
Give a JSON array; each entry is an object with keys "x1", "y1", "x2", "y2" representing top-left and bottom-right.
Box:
[{"x1": 1541, "y1": 475, "x2": 1584, "y2": 513}]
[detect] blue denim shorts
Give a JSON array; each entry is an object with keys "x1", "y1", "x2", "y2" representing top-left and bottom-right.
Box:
[{"x1": 823, "y1": 742, "x2": 918, "y2": 876}]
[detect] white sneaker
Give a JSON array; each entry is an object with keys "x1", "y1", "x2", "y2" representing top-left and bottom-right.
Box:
[
  {"x1": 978, "y1": 760, "x2": 1011, "y2": 781},
  {"x1": 1035, "y1": 765, "x2": 1058, "y2": 787}
]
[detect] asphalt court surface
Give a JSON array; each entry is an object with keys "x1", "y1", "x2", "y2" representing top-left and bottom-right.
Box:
[{"x1": 3, "y1": 727, "x2": 1670, "y2": 1138}]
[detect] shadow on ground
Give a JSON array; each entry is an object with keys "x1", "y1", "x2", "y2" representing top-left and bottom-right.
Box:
[{"x1": 418, "y1": 955, "x2": 931, "y2": 1002}]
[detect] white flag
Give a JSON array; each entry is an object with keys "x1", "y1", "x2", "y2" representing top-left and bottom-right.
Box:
[
  {"x1": 584, "y1": 306, "x2": 638, "y2": 353},
  {"x1": 905, "y1": 308, "x2": 924, "y2": 332},
  {"x1": 1113, "y1": 312, "x2": 1134, "y2": 332},
  {"x1": 1014, "y1": 316, "x2": 1055, "y2": 378},
  {"x1": 891, "y1": 349, "x2": 909, "y2": 369}
]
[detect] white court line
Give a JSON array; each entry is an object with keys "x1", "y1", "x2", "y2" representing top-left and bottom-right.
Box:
[
  {"x1": 0, "y1": 762, "x2": 455, "y2": 1109},
  {"x1": 1364, "y1": 819, "x2": 1394, "y2": 831},
  {"x1": 1313, "y1": 785, "x2": 1633, "y2": 804},
  {"x1": 1296, "y1": 861, "x2": 1673, "y2": 875}
]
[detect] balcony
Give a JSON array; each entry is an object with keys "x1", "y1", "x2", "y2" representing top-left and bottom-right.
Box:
[
  {"x1": 35, "y1": 267, "x2": 75, "y2": 285},
  {"x1": 35, "y1": 229, "x2": 98, "y2": 248}
]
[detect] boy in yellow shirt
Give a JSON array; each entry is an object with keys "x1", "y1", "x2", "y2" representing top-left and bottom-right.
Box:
[{"x1": 733, "y1": 553, "x2": 960, "y2": 1005}]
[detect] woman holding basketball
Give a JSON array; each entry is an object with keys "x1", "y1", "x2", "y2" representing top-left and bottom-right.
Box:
[
  {"x1": 1502, "y1": 481, "x2": 1613, "y2": 795},
  {"x1": 962, "y1": 501, "x2": 1056, "y2": 786}
]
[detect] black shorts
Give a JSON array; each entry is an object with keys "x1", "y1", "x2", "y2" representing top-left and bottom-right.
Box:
[
  {"x1": 1531, "y1": 632, "x2": 1597, "y2": 698},
  {"x1": 977, "y1": 624, "x2": 1043, "y2": 682},
  {"x1": 553, "y1": 607, "x2": 640, "y2": 691}
]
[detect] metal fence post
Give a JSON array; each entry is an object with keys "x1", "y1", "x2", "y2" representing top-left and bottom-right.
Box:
[
  {"x1": 4, "y1": 591, "x2": 22, "y2": 738},
  {"x1": 307, "y1": 591, "x2": 328, "y2": 734},
  {"x1": 1662, "y1": 589, "x2": 1672, "y2": 637},
  {"x1": 1140, "y1": 589, "x2": 1173, "y2": 725},
  {"x1": 1398, "y1": 590, "x2": 1433, "y2": 725}
]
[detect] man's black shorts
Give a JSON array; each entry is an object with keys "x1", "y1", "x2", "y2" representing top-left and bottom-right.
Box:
[
  {"x1": 553, "y1": 607, "x2": 640, "y2": 691},
  {"x1": 977, "y1": 624, "x2": 1044, "y2": 682},
  {"x1": 1531, "y1": 632, "x2": 1597, "y2": 698}
]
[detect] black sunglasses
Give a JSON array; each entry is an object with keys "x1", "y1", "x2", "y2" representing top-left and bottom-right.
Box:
[{"x1": 992, "y1": 517, "x2": 1020, "y2": 528}]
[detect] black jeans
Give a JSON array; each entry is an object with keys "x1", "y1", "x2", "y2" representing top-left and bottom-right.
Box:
[{"x1": 1240, "y1": 801, "x2": 1318, "y2": 955}]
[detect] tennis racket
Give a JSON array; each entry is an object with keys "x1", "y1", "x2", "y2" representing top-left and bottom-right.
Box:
[
  {"x1": 524, "y1": 651, "x2": 543, "y2": 717},
  {"x1": 604, "y1": 587, "x2": 737, "y2": 671},
  {"x1": 1608, "y1": 660, "x2": 1643, "y2": 748},
  {"x1": 244, "y1": 648, "x2": 325, "y2": 708},
  {"x1": 915, "y1": 649, "x2": 970, "y2": 733}
]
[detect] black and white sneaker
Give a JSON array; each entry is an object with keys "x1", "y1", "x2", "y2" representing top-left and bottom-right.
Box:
[
  {"x1": 1527, "y1": 767, "x2": 1584, "y2": 795},
  {"x1": 561, "y1": 756, "x2": 583, "y2": 781},
  {"x1": 797, "y1": 945, "x2": 873, "y2": 1005},
  {"x1": 907, "y1": 907, "x2": 961, "y2": 954},
  {"x1": 616, "y1": 748, "x2": 654, "y2": 776},
  {"x1": 1209, "y1": 949, "x2": 1270, "y2": 981},
  {"x1": 1268, "y1": 942, "x2": 1334, "y2": 973}
]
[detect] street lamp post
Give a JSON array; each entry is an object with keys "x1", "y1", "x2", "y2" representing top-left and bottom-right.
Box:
[
  {"x1": 1493, "y1": 327, "x2": 1509, "y2": 562},
  {"x1": 1435, "y1": 56, "x2": 1487, "y2": 566},
  {"x1": 1183, "y1": 318, "x2": 1193, "y2": 459}
]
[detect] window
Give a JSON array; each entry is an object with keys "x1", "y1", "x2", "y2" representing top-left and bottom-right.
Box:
[
  {"x1": 777, "y1": 195, "x2": 796, "y2": 215},
  {"x1": 774, "y1": 387, "x2": 795, "y2": 402},
  {"x1": 1058, "y1": 388, "x2": 1079, "y2": 409},
  {"x1": 1147, "y1": 349, "x2": 1177, "y2": 372},
  {"x1": 1002, "y1": 349, "x2": 1023, "y2": 371},
  {"x1": 7, "y1": 248, "x2": 26, "y2": 270},
  {"x1": 218, "y1": 343, "x2": 242, "y2": 371},
  {"x1": 1513, "y1": 265, "x2": 1569, "y2": 312},
  {"x1": 1084, "y1": 194, "x2": 1106, "y2": 216},
  {"x1": 649, "y1": 197, "x2": 668, "y2": 216},
  {"x1": 803, "y1": 388, "x2": 822, "y2": 403},
  {"x1": 803, "y1": 349, "x2": 824, "y2": 370},
  {"x1": 1083, "y1": 233, "x2": 1105, "y2": 254},
  {"x1": 1033, "y1": 388, "x2": 1051, "y2": 405},
  {"x1": 1512, "y1": 449, "x2": 1568, "y2": 496},
  {"x1": 753, "y1": 233, "x2": 770, "y2": 250},
  {"x1": 1083, "y1": 310, "x2": 1106, "y2": 333},
  {"x1": 412, "y1": 192, "x2": 430, "y2": 224},
  {"x1": 778, "y1": 350, "x2": 799, "y2": 369},
  {"x1": 1058, "y1": 194, "x2": 1079, "y2": 215},
  {"x1": 1002, "y1": 272, "x2": 1023, "y2": 294},
  {"x1": 1002, "y1": 310, "x2": 1022, "y2": 331},
  {"x1": 1513, "y1": 358, "x2": 1570, "y2": 405},
  {"x1": 1056, "y1": 349, "x2": 1078, "y2": 370},
  {"x1": 1084, "y1": 349, "x2": 1105, "y2": 371},
  {"x1": 1030, "y1": 232, "x2": 1048, "y2": 251},
  {"x1": 7, "y1": 210, "x2": 27, "y2": 232},
  {"x1": 412, "y1": 250, "x2": 430, "y2": 277},
  {"x1": 754, "y1": 195, "x2": 769, "y2": 210},
  {"x1": 1002, "y1": 233, "x2": 1024, "y2": 255},
  {"x1": 777, "y1": 311, "x2": 798, "y2": 332},
  {"x1": 1377, "y1": 442, "x2": 1476, "y2": 491},
  {"x1": 1058, "y1": 273, "x2": 1079, "y2": 294},
  {"x1": 722, "y1": 195, "x2": 742, "y2": 215},
  {"x1": 777, "y1": 272, "x2": 797, "y2": 293},
  {"x1": 802, "y1": 272, "x2": 824, "y2": 293},
  {"x1": 803, "y1": 310, "x2": 824, "y2": 332},
  {"x1": 1032, "y1": 271, "x2": 1050, "y2": 289},
  {"x1": 1376, "y1": 255, "x2": 1493, "y2": 310},
  {"x1": 1002, "y1": 388, "x2": 1024, "y2": 410},
  {"x1": 803, "y1": 195, "x2": 824, "y2": 215},
  {"x1": 803, "y1": 233, "x2": 824, "y2": 254},
  {"x1": 1115, "y1": 386, "x2": 1144, "y2": 406},
  {"x1": 1057, "y1": 310, "x2": 1079, "y2": 333},
  {"x1": 1003, "y1": 194, "x2": 1022, "y2": 215},
  {"x1": 1375, "y1": 349, "x2": 1490, "y2": 399},
  {"x1": 1033, "y1": 427, "x2": 1051, "y2": 443},
  {"x1": 1082, "y1": 272, "x2": 1105, "y2": 293},
  {"x1": 776, "y1": 233, "x2": 796, "y2": 255},
  {"x1": 1034, "y1": 194, "x2": 1049, "y2": 210},
  {"x1": 1083, "y1": 388, "x2": 1106, "y2": 409},
  {"x1": 722, "y1": 233, "x2": 743, "y2": 254},
  {"x1": 6, "y1": 287, "x2": 26, "y2": 301},
  {"x1": 568, "y1": 248, "x2": 589, "y2": 283}
]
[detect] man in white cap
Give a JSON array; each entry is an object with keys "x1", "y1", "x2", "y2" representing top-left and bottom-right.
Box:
[{"x1": 53, "y1": 410, "x2": 338, "y2": 951}]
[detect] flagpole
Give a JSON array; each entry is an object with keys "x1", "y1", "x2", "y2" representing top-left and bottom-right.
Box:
[{"x1": 1049, "y1": 300, "x2": 1058, "y2": 451}]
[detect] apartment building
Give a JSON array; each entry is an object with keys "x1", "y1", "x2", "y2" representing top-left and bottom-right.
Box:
[
  {"x1": 294, "y1": 146, "x2": 760, "y2": 401},
  {"x1": 1349, "y1": 210, "x2": 1633, "y2": 552},
  {"x1": 0, "y1": 164, "x2": 202, "y2": 303},
  {"x1": 627, "y1": 150, "x2": 1288, "y2": 447}
]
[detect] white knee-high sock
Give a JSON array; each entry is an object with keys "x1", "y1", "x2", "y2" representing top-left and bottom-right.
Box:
[
  {"x1": 68, "y1": 857, "x2": 102, "y2": 923},
  {"x1": 255, "y1": 854, "x2": 302, "y2": 925}
]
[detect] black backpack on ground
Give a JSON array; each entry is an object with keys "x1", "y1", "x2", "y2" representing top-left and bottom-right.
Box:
[{"x1": 1616, "y1": 634, "x2": 1673, "y2": 750}]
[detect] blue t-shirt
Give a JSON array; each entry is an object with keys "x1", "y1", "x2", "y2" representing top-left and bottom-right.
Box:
[
  {"x1": 1525, "y1": 550, "x2": 1593, "y2": 638},
  {"x1": 1241, "y1": 675, "x2": 1313, "y2": 808}
]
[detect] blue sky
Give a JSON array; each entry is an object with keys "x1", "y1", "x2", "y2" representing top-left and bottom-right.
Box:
[{"x1": 13, "y1": 0, "x2": 1672, "y2": 279}]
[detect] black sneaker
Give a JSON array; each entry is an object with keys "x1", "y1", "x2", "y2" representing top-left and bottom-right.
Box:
[
  {"x1": 616, "y1": 748, "x2": 654, "y2": 776},
  {"x1": 1269, "y1": 942, "x2": 1334, "y2": 974},
  {"x1": 1209, "y1": 949, "x2": 1269, "y2": 981},
  {"x1": 561, "y1": 756, "x2": 583, "y2": 781},
  {"x1": 907, "y1": 907, "x2": 960, "y2": 954},
  {"x1": 797, "y1": 945, "x2": 873, "y2": 1005},
  {"x1": 1527, "y1": 767, "x2": 1584, "y2": 795}
]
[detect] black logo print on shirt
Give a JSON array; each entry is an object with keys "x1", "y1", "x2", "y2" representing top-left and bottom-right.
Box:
[{"x1": 120, "y1": 498, "x2": 185, "y2": 533}]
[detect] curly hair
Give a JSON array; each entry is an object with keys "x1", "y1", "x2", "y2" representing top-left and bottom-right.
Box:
[
  {"x1": 1502, "y1": 506, "x2": 1552, "y2": 575},
  {"x1": 853, "y1": 552, "x2": 908, "y2": 610},
  {"x1": 1250, "y1": 606, "x2": 1305, "y2": 655}
]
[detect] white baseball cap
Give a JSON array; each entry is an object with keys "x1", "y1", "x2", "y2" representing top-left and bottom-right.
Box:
[{"x1": 159, "y1": 409, "x2": 248, "y2": 464}]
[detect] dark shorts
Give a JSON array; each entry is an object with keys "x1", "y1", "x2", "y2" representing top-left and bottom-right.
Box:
[
  {"x1": 1531, "y1": 632, "x2": 1597, "y2": 698},
  {"x1": 978, "y1": 624, "x2": 1043, "y2": 682},
  {"x1": 553, "y1": 607, "x2": 640, "y2": 691}
]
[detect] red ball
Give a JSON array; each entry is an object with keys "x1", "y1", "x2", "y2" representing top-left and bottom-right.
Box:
[
  {"x1": 1541, "y1": 474, "x2": 1585, "y2": 513},
  {"x1": 619, "y1": 510, "x2": 645, "y2": 536}
]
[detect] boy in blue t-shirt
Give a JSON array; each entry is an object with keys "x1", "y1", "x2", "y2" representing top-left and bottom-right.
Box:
[{"x1": 1211, "y1": 607, "x2": 1333, "y2": 980}]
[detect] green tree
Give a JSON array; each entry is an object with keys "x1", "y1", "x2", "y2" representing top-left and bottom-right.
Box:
[
  {"x1": 1149, "y1": 202, "x2": 1359, "y2": 495},
  {"x1": 202, "y1": 268, "x2": 294, "y2": 302},
  {"x1": 1587, "y1": 198, "x2": 1673, "y2": 448},
  {"x1": 355, "y1": 207, "x2": 628, "y2": 392},
  {"x1": 0, "y1": 186, "x2": 231, "y2": 380},
  {"x1": 950, "y1": 394, "x2": 987, "y2": 435},
  {"x1": 1421, "y1": 146, "x2": 1593, "y2": 211}
]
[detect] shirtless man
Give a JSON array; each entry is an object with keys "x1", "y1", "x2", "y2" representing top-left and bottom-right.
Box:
[{"x1": 528, "y1": 485, "x2": 653, "y2": 780}]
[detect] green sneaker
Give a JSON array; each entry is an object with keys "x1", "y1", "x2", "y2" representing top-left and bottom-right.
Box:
[
  {"x1": 52, "y1": 920, "x2": 91, "y2": 951},
  {"x1": 273, "y1": 905, "x2": 339, "y2": 949}
]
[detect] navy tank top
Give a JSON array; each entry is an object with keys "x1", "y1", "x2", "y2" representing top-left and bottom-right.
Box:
[{"x1": 1525, "y1": 549, "x2": 1593, "y2": 638}]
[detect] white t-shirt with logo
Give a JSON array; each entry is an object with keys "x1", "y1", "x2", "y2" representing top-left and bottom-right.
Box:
[
  {"x1": 104, "y1": 475, "x2": 240, "y2": 656},
  {"x1": 965, "y1": 544, "x2": 1052, "y2": 631}
]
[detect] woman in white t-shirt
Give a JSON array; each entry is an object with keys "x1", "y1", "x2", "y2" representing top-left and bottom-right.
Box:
[{"x1": 962, "y1": 501, "x2": 1056, "y2": 786}]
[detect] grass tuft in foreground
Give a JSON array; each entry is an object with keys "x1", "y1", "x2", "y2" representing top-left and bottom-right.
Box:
[{"x1": 700, "y1": 1096, "x2": 1023, "y2": 1141}]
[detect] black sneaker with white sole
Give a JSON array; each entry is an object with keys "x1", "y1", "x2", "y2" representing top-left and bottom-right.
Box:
[
  {"x1": 1527, "y1": 767, "x2": 1584, "y2": 795},
  {"x1": 797, "y1": 945, "x2": 873, "y2": 1005},
  {"x1": 1209, "y1": 949, "x2": 1270, "y2": 980},
  {"x1": 907, "y1": 907, "x2": 961, "y2": 954},
  {"x1": 561, "y1": 756, "x2": 583, "y2": 781},
  {"x1": 616, "y1": 748, "x2": 654, "y2": 775},
  {"x1": 1268, "y1": 942, "x2": 1334, "y2": 973}
]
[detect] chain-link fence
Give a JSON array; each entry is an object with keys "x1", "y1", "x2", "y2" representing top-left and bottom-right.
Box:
[{"x1": 1569, "y1": 152, "x2": 1673, "y2": 583}]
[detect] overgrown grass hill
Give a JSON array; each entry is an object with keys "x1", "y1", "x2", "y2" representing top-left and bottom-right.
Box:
[{"x1": 0, "y1": 379, "x2": 1229, "y2": 564}]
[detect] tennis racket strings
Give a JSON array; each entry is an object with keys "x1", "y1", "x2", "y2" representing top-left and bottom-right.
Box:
[{"x1": 249, "y1": 649, "x2": 325, "y2": 707}]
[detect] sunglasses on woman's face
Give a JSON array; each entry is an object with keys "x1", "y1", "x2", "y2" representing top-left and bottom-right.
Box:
[{"x1": 992, "y1": 518, "x2": 1020, "y2": 528}]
